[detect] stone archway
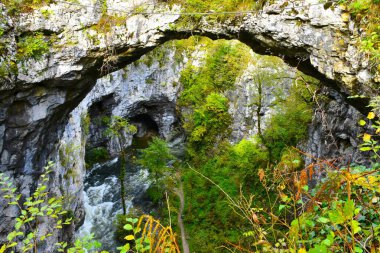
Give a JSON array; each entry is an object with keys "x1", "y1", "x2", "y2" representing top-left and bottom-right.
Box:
[
  {"x1": 0, "y1": 0, "x2": 376, "y2": 175},
  {"x1": 0, "y1": 0, "x2": 378, "y2": 248}
]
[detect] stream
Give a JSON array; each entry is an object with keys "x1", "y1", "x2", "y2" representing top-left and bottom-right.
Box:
[{"x1": 77, "y1": 156, "x2": 151, "y2": 251}]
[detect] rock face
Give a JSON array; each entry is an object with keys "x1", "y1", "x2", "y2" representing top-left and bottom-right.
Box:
[
  {"x1": 306, "y1": 86, "x2": 369, "y2": 166},
  {"x1": 0, "y1": 0, "x2": 378, "y2": 249},
  {"x1": 1, "y1": 0, "x2": 377, "y2": 174}
]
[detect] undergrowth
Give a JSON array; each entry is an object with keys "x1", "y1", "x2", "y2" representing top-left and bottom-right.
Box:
[{"x1": 339, "y1": 0, "x2": 380, "y2": 68}]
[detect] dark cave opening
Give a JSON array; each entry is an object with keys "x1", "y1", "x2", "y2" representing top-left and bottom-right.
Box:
[{"x1": 129, "y1": 113, "x2": 160, "y2": 149}]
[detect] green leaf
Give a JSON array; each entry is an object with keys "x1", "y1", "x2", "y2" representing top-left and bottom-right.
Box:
[
  {"x1": 359, "y1": 120, "x2": 366, "y2": 126},
  {"x1": 352, "y1": 220, "x2": 361, "y2": 234},
  {"x1": 15, "y1": 221, "x2": 22, "y2": 230},
  {"x1": 343, "y1": 200, "x2": 355, "y2": 219},
  {"x1": 354, "y1": 246, "x2": 363, "y2": 253},
  {"x1": 328, "y1": 210, "x2": 345, "y2": 224},
  {"x1": 7, "y1": 242, "x2": 17, "y2": 248},
  {"x1": 308, "y1": 244, "x2": 329, "y2": 253},
  {"x1": 123, "y1": 224, "x2": 133, "y2": 230},
  {"x1": 322, "y1": 238, "x2": 332, "y2": 246},
  {"x1": 317, "y1": 217, "x2": 330, "y2": 224},
  {"x1": 7, "y1": 231, "x2": 17, "y2": 241},
  {"x1": 279, "y1": 204, "x2": 286, "y2": 211}
]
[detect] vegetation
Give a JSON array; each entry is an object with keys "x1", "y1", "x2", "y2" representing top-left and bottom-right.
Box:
[
  {"x1": 137, "y1": 137, "x2": 175, "y2": 185},
  {"x1": 85, "y1": 146, "x2": 110, "y2": 168},
  {"x1": 1, "y1": 0, "x2": 54, "y2": 15},
  {"x1": 178, "y1": 39, "x2": 252, "y2": 162},
  {"x1": 337, "y1": 0, "x2": 380, "y2": 67},
  {"x1": 0, "y1": 162, "x2": 72, "y2": 252},
  {"x1": 104, "y1": 116, "x2": 137, "y2": 215},
  {"x1": 167, "y1": 38, "x2": 318, "y2": 251},
  {"x1": 118, "y1": 215, "x2": 180, "y2": 253},
  {"x1": 16, "y1": 32, "x2": 50, "y2": 62},
  {"x1": 168, "y1": 0, "x2": 267, "y2": 27}
]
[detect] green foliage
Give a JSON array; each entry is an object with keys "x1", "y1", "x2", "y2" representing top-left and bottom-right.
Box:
[
  {"x1": 117, "y1": 217, "x2": 145, "y2": 253},
  {"x1": 181, "y1": 138, "x2": 271, "y2": 251},
  {"x1": 0, "y1": 162, "x2": 73, "y2": 252},
  {"x1": 262, "y1": 86, "x2": 313, "y2": 162},
  {"x1": 40, "y1": 8, "x2": 54, "y2": 19},
  {"x1": 85, "y1": 147, "x2": 110, "y2": 168},
  {"x1": 0, "y1": 11, "x2": 18, "y2": 79},
  {"x1": 358, "y1": 98, "x2": 380, "y2": 159},
  {"x1": 186, "y1": 92, "x2": 232, "y2": 158},
  {"x1": 114, "y1": 214, "x2": 131, "y2": 244},
  {"x1": 170, "y1": 0, "x2": 266, "y2": 27},
  {"x1": 338, "y1": 0, "x2": 380, "y2": 66},
  {"x1": 67, "y1": 234, "x2": 106, "y2": 253},
  {"x1": 179, "y1": 39, "x2": 251, "y2": 163},
  {"x1": 80, "y1": 112, "x2": 91, "y2": 136},
  {"x1": 0, "y1": 60, "x2": 17, "y2": 79},
  {"x1": 174, "y1": 38, "x2": 316, "y2": 252},
  {"x1": 286, "y1": 164, "x2": 380, "y2": 252},
  {"x1": 179, "y1": 40, "x2": 250, "y2": 107},
  {"x1": 103, "y1": 115, "x2": 137, "y2": 215},
  {"x1": 16, "y1": 32, "x2": 50, "y2": 62},
  {"x1": 137, "y1": 137, "x2": 175, "y2": 184},
  {"x1": 103, "y1": 116, "x2": 137, "y2": 140},
  {"x1": 2, "y1": 0, "x2": 54, "y2": 15},
  {"x1": 199, "y1": 156, "x2": 380, "y2": 252}
]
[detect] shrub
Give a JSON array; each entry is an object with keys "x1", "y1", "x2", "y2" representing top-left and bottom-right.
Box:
[
  {"x1": 0, "y1": 162, "x2": 72, "y2": 252},
  {"x1": 85, "y1": 147, "x2": 110, "y2": 168},
  {"x1": 16, "y1": 33, "x2": 50, "y2": 62}
]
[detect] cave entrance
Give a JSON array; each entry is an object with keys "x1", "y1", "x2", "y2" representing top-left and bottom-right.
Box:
[{"x1": 129, "y1": 114, "x2": 160, "y2": 149}]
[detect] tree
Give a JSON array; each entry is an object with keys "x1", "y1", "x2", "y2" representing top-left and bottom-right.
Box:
[
  {"x1": 247, "y1": 58, "x2": 289, "y2": 139},
  {"x1": 137, "y1": 137, "x2": 175, "y2": 185},
  {"x1": 104, "y1": 116, "x2": 137, "y2": 215}
]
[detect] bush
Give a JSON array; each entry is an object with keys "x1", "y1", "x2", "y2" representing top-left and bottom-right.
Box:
[
  {"x1": 16, "y1": 33, "x2": 50, "y2": 61},
  {"x1": 85, "y1": 147, "x2": 110, "y2": 168}
]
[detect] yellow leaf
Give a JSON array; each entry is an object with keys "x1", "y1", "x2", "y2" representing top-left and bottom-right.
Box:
[
  {"x1": 367, "y1": 112, "x2": 375, "y2": 119},
  {"x1": 363, "y1": 133, "x2": 371, "y2": 142},
  {"x1": 298, "y1": 248, "x2": 307, "y2": 253},
  {"x1": 125, "y1": 235, "x2": 135, "y2": 241},
  {"x1": 0, "y1": 244, "x2": 6, "y2": 253},
  {"x1": 258, "y1": 169, "x2": 265, "y2": 182}
]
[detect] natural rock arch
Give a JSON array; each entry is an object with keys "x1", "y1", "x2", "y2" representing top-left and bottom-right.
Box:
[
  {"x1": 1, "y1": 1, "x2": 379, "y2": 248},
  {"x1": 0, "y1": 0, "x2": 377, "y2": 178}
]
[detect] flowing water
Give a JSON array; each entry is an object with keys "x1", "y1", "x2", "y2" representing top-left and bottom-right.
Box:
[{"x1": 77, "y1": 156, "x2": 151, "y2": 251}]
